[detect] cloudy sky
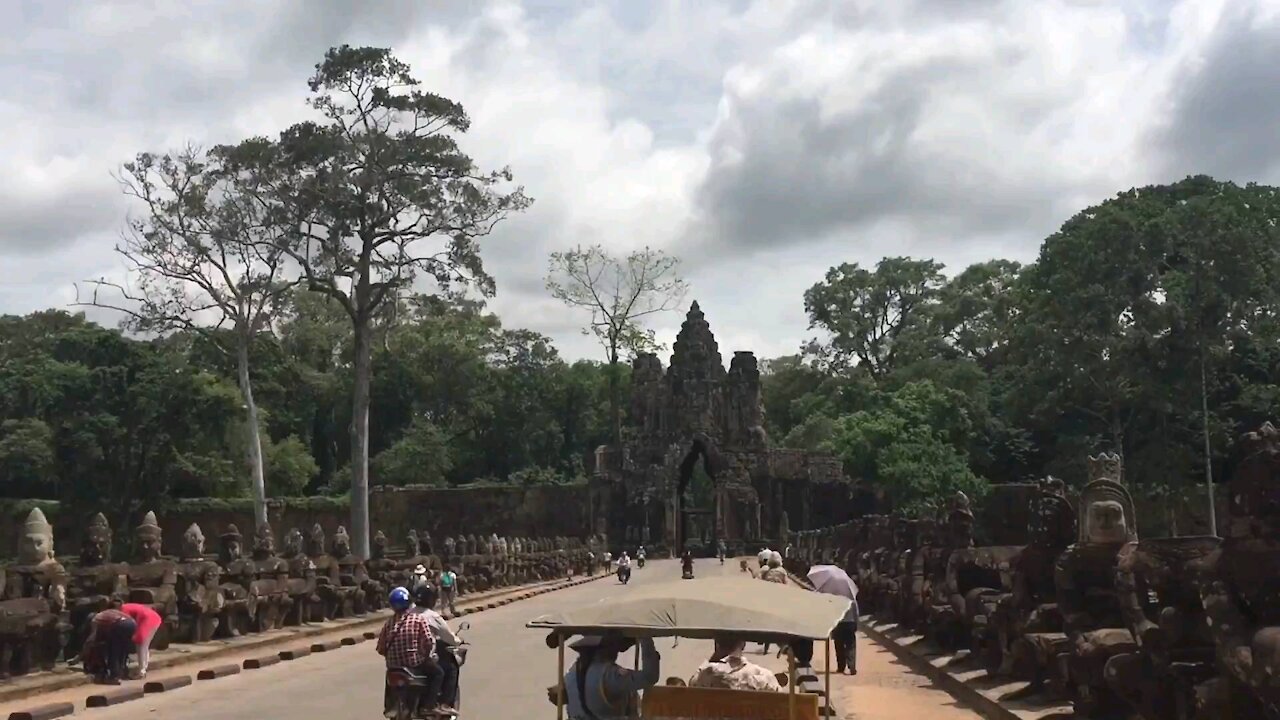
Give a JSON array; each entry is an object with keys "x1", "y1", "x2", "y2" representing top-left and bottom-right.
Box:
[{"x1": 2, "y1": 0, "x2": 1278, "y2": 362}]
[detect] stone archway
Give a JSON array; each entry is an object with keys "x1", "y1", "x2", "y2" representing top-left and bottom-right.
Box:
[{"x1": 675, "y1": 437, "x2": 718, "y2": 553}]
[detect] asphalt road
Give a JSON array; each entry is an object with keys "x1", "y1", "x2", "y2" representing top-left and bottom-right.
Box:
[{"x1": 61, "y1": 558, "x2": 983, "y2": 719}]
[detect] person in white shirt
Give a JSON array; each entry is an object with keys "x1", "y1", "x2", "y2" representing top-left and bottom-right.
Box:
[{"x1": 618, "y1": 552, "x2": 630, "y2": 568}]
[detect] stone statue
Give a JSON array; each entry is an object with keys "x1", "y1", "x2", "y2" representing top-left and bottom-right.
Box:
[
  {"x1": 246, "y1": 524, "x2": 290, "y2": 632},
  {"x1": 443, "y1": 536, "x2": 456, "y2": 559},
  {"x1": 405, "y1": 530, "x2": 421, "y2": 558},
  {"x1": 214, "y1": 524, "x2": 257, "y2": 636},
  {"x1": 1189, "y1": 422, "x2": 1280, "y2": 718},
  {"x1": 331, "y1": 526, "x2": 374, "y2": 614},
  {"x1": 66, "y1": 513, "x2": 127, "y2": 656},
  {"x1": 307, "y1": 524, "x2": 358, "y2": 619},
  {"x1": 417, "y1": 529, "x2": 434, "y2": 556},
  {"x1": 175, "y1": 523, "x2": 223, "y2": 642},
  {"x1": 1049, "y1": 453, "x2": 1140, "y2": 716},
  {"x1": 125, "y1": 511, "x2": 177, "y2": 649},
  {"x1": 279, "y1": 528, "x2": 319, "y2": 625},
  {"x1": 0, "y1": 508, "x2": 68, "y2": 677},
  {"x1": 367, "y1": 531, "x2": 398, "y2": 600}
]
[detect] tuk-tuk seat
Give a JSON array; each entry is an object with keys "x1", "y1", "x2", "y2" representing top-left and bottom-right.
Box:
[{"x1": 642, "y1": 684, "x2": 820, "y2": 719}]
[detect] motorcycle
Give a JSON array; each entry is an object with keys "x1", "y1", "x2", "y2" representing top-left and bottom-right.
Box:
[
  {"x1": 617, "y1": 565, "x2": 631, "y2": 584},
  {"x1": 637, "y1": 556, "x2": 645, "y2": 569},
  {"x1": 384, "y1": 621, "x2": 470, "y2": 720}
]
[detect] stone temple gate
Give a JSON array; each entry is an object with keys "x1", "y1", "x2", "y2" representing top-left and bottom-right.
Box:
[{"x1": 590, "y1": 301, "x2": 852, "y2": 554}]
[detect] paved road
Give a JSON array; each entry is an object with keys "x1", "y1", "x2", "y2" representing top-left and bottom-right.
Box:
[{"x1": 57, "y1": 558, "x2": 981, "y2": 719}]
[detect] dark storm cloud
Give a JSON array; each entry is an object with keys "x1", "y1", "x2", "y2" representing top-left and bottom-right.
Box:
[{"x1": 1153, "y1": 4, "x2": 1280, "y2": 182}]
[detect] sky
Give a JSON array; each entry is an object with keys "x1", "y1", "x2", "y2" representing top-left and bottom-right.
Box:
[{"x1": 2, "y1": 0, "x2": 1278, "y2": 363}]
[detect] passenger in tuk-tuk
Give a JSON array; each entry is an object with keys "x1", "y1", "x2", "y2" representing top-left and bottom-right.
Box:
[
  {"x1": 688, "y1": 635, "x2": 781, "y2": 692},
  {"x1": 553, "y1": 632, "x2": 660, "y2": 719}
]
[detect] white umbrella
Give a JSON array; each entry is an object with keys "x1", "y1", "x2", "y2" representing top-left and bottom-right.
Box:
[{"x1": 807, "y1": 565, "x2": 857, "y2": 601}]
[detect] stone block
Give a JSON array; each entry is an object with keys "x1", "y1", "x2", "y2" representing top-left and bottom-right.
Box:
[
  {"x1": 310, "y1": 639, "x2": 341, "y2": 652},
  {"x1": 244, "y1": 654, "x2": 281, "y2": 669},
  {"x1": 279, "y1": 646, "x2": 312, "y2": 660},
  {"x1": 362, "y1": 630, "x2": 377, "y2": 640},
  {"x1": 86, "y1": 686, "x2": 145, "y2": 707},
  {"x1": 196, "y1": 664, "x2": 241, "y2": 680},
  {"x1": 340, "y1": 636, "x2": 358, "y2": 646},
  {"x1": 143, "y1": 675, "x2": 193, "y2": 693},
  {"x1": 7, "y1": 702, "x2": 75, "y2": 720}
]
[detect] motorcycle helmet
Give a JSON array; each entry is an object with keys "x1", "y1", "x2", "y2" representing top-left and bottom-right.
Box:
[
  {"x1": 414, "y1": 583, "x2": 438, "y2": 609},
  {"x1": 388, "y1": 586, "x2": 412, "y2": 611}
]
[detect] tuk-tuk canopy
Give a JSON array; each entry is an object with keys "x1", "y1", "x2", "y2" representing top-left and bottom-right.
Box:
[{"x1": 526, "y1": 576, "x2": 851, "y2": 642}]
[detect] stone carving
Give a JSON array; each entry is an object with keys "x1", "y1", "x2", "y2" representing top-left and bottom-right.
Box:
[
  {"x1": 66, "y1": 513, "x2": 127, "y2": 656},
  {"x1": 331, "y1": 526, "x2": 374, "y2": 615},
  {"x1": 245, "y1": 524, "x2": 290, "y2": 632},
  {"x1": 126, "y1": 511, "x2": 177, "y2": 650},
  {"x1": 215, "y1": 524, "x2": 257, "y2": 636},
  {"x1": 1190, "y1": 422, "x2": 1280, "y2": 718},
  {"x1": 279, "y1": 528, "x2": 319, "y2": 625},
  {"x1": 175, "y1": 523, "x2": 223, "y2": 642},
  {"x1": 307, "y1": 524, "x2": 359, "y2": 619},
  {"x1": 0, "y1": 508, "x2": 68, "y2": 677}
]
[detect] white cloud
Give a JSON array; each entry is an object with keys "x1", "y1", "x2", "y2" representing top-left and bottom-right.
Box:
[{"x1": 1, "y1": 0, "x2": 1277, "y2": 367}]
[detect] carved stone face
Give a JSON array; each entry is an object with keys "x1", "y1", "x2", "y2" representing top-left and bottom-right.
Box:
[
  {"x1": 1086, "y1": 500, "x2": 1129, "y2": 544},
  {"x1": 283, "y1": 529, "x2": 303, "y2": 557},
  {"x1": 82, "y1": 528, "x2": 111, "y2": 566},
  {"x1": 253, "y1": 527, "x2": 276, "y2": 558},
  {"x1": 222, "y1": 537, "x2": 242, "y2": 563},
  {"x1": 372, "y1": 532, "x2": 388, "y2": 560},
  {"x1": 332, "y1": 528, "x2": 351, "y2": 558},
  {"x1": 306, "y1": 526, "x2": 325, "y2": 557},
  {"x1": 137, "y1": 535, "x2": 162, "y2": 563},
  {"x1": 21, "y1": 529, "x2": 53, "y2": 566},
  {"x1": 183, "y1": 525, "x2": 206, "y2": 559}
]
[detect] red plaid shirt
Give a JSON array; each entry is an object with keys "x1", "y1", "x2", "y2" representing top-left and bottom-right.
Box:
[{"x1": 376, "y1": 611, "x2": 435, "y2": 668}]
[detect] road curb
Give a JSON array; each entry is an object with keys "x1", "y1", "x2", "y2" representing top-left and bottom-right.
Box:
[
  {"x1": 309, "y1": 640, "x2": 341, "y2": 653},
  {"x1": 142, "y1": 675, "x2": 192, "y2": 693},
  {"x1": 243, "y1": 654, "x2": 281, "y2": 670},
  {"x1": 85, "y1": 686, "x2": 144, "y2": 708},
  {"x1": 196, "y1": 664, "x2": 240, "y2": 681},
  {"x1": 279, "y1": 647, "x2": 312, "y2": 661},
  {"x1": 6, "y1": 701, "x2": 74, "y2": 720}
]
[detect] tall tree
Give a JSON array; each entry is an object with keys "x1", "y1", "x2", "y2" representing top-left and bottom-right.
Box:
[
  {"x1": 223, "y1": 46, "x2": 529, "y2": 557},
  {"x1": 803, "y1": 257, "x2": 945, "y2": 377},
  {"x1": 75, "y1": 146, "x2": 297, "y2": 528},
  {"x1": 546, "y1": 245, "x2": 688, "y2": 444}
]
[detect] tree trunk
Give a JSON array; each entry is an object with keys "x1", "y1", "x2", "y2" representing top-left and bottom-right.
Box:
[
  {"x1": 350, "y1": 318, "x2": 373, "y2": 559},
  {"x1": 237, "y1": 338, "x2": 268, "y2": 529},
  {"x1": 1199, "y1": 342, "x2": 1218, "y2": 537},
  {"x1": 607, "y1": 345, "x2": 622, "y2": 447}
]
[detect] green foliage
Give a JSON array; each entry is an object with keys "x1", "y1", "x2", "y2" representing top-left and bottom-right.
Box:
[
  {"x1": 371, "y1": 417, "x2": 453, "y2": 487},
  {"x1": 266, "y1": 435, "x2": 319, "y2": 496},
  {"x1": 0, "y1": 418, "x2": 55, "y2": 495}
]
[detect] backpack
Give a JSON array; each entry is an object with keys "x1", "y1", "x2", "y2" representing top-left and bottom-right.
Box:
[{"x1": 441, "y1": 572, "x2": 455, "y2": 588}]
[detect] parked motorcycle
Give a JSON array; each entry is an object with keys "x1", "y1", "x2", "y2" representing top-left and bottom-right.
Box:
[{"x1": 384, "y1": 621, "x2": 471, "y2": 719}]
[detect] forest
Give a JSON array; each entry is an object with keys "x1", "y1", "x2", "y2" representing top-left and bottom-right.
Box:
[{"x1": 2, "y1": 46, "x2": 1279, "y2": 528}]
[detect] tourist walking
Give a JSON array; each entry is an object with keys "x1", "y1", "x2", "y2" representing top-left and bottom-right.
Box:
[
  {"x1": 120, "y1": 602, "x2": 162, "y2": 678},
  {"x1": 439, "y1": 564, "x2": 458, "y2": 615},
  {"x1": 807, "y1": 564, "x2": 859, "y2": 674}
]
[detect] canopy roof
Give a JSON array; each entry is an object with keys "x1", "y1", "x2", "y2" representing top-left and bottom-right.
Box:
[{"x1": 526, "y1": 576, "x2": 851, "y2": 641}]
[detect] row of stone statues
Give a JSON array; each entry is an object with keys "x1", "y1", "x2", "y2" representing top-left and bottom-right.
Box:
[
  {"x1": 0, "y1": 511, "x2": 596, "y2": 680},
  {"x1": 783, "y1": 422, "x2": 1280, "y2": 720}
]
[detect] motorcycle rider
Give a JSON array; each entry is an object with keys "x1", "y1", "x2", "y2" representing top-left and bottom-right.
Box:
[
  {"x1": 617, "y1": 552, "x2": 631, "y2": 583},
  {"x1": 413, "y1": 585, "x2": 461, "y2": 713},
  {"x1": 377, "y1": 586, "x2": 444, "y2": 718},
  {"x1": 717, "y1": 539, "x2": 726, "y2": 564},
  {"x1": 636, "y1": 546, "x2": 646, "y2": 567}
]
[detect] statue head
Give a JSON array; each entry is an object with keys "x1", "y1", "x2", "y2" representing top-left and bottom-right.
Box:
[
  {"x1": 135, "y1": 511, "x2": 163, "y2": 562},
  {"x1": 1079, "y1": 455, "x2": 1137, "y2": 544},
  {"x1": 306, "y1": 524, "x2": 326, "y2": 557},
  {"x1": 405, "y1": 530, "x2": 420, "y2": 557},
  {"x1": 332, "y1": 526, "x2": 351, "y2": 558},
  {"x1": 220, "y1": 524, "x2": 244, "y2": 563},
  {"x1": 372, "y1": 531, "x2": 388, "y2": 560},
  {"x1": 946, "y1": 492, "x2": 975, "y2": 547},
  {"x1": 282, "y1": 528, "x2": 304, "y2": 558},
  {"x1": 252, "y1": 524, "x2": 276, "y2": 560},
  {"x1": 182, "y1": 523, "x2": 206, "y2": 560},
  {"x1": 1030, "y1": 477, "x2": 1076, "y2": 549},
  {"x1": 418, "y1": 529, "x2": 433, "y2": 555},
  {"x1": 19, "y1": 507, "x2": 54, "y2": 566},
  {"x1": 1230, "y1": 422, "x2": 1280, "y2": 539},
  {"x1": 82, "y1": 512, "x2": 112, "y2": 566}
]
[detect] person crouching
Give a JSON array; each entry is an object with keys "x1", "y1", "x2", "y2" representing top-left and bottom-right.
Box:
[{"x1": 84, "y1": 604, "x2": 137, "y2": 684}]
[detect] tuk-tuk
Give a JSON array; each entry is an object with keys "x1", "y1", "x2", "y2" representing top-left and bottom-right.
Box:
[{"x1": 527, "y1": 575, "x2": 850, "y2": 719}]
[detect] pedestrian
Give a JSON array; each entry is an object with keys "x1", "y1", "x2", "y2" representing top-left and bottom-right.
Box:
[
  {"x1": 411, "y1": 564, "x2": 430, "y2": 592},
  {"x1": 832, "y1": 596, "x2": 858, "y2": 674},
  {"x1": 376, "y1": 587, "x2": 444, "y2": 717},
  {"x1": 439, "y1": 564, "x2": 458, "y2": 615},
  {"x1": 787, "y1": 639, "x2": 839, "y2": 717},
  {"x1": 84, "y1": 605, "x2": 137, "y2": 684},
  {"x1": 120, "y1": 602, "x2": 162, "y2": 678}
]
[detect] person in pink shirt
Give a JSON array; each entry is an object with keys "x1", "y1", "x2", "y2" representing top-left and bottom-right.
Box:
[{"x1": 120, "y1": 603, "x2": 162, "y2": 678}]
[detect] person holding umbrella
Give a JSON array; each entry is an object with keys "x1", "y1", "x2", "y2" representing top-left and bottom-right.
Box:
[{"x1": 807, "y1": 564, "x2": 858, "y2": 674}]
